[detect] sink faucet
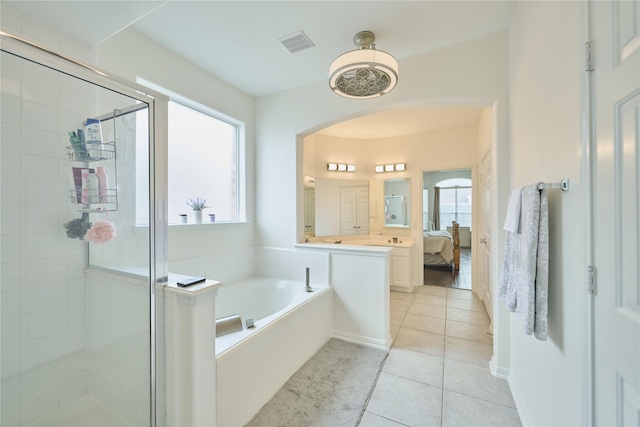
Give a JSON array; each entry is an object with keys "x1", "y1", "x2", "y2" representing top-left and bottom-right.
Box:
[{"x1": 305, "y1": 267, "x2": 313, "y2": 292}]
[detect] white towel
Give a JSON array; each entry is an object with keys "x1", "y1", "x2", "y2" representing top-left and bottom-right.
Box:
[
  {"x1": 498, "y1": 184, "x2": 549, "y2": 341},
  {"x1": 503, "y1": 186, "x2": 523, "y2": 233}
]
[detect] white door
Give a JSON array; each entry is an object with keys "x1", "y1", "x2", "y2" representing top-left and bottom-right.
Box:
[
  {"x1": 341, "y1": 187, "x2": 357, "y2": 235},
  {"x1": 592, "y1": 1, "x2": 640, "y2": 424},
  {"x1": 479, "y1": 150, "x2": 493, "y2": 323},
  {"x1": 356, "y1": 186, "x2": 370, "y2": 235}
]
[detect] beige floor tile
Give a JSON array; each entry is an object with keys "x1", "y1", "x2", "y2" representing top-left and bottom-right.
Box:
[
  {"x1": 390, "y1": 299, "x2": 410, "y2": 313},
  {"x1": 390, "y1": 290, "x2": 414, "y2": 302},
  {"x1": 446, "y1": 307, "x2": 490, "y2": 326},
  {"x1": 447, "y1": 288, "x2": 477, "y2": 301},
  {"x1": 402, "y1": 313, "x2": 446, "y2": 335},
  {"x1": 445, "y1": 320, "x2": 493, "y2": 345},
  {"x1": 444, "y1": 336, "x2": 493, "y2": 366},
  {"x1": 366, "y1": 372, "x2": 442, "y2": 427},
  {"x1": 443, "y1": 359, "x2": 516, "y2": 408},
  {"x1": 442, "y1": 390, "x2": 521, "y2": 426},
  {"x1": 446, "y1": 297, "x2": 486, "y2": 312},
  {"x1": 358, "y1": 411, "x2": 405, "y2": 427},
  {"x1": 408, "y1": 302, "x2": 446, "y2": 319},
  {"x1": 413, "y1": 294, "x2": 447, "y2": 307},
  {"x1": 416, "y1": 285, "x2": 448, "y2": 297},
  {"x1": 394, "y1": 327, "x2": 445, "y2": 357},
  {"x1": 390, "y1": 310, "x2": 406, "y2": 327},
  {"x1": 383, "y1": 347, "x2": 444, "y2": 387}
]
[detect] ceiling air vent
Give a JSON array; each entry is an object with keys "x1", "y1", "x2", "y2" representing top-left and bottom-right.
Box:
[{"x1": 278, "y1": 30, "x2": 315, "y2": 54}]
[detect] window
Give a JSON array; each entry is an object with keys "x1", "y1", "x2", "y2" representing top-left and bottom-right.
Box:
[
  {"x1": 436, "y1": 178, "x2": 472, "y2": 230},
  {"x1": 167, "y1": 101, "x2": 241, "y2": 224},
  {"x1": 135, "y1": 96, "x2": 244, "y2": 226}
]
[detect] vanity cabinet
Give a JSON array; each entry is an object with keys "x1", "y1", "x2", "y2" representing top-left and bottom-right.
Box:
[{"x1": 390, "y1": 247, "x2": 411, "y2": 290}]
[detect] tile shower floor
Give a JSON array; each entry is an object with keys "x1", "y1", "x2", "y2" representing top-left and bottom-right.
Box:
[
  {"x1": 359, "y1": 286, "x2": 522, "y2": 427},
  {"x1": 23, "y1": 395, "x2": 134, "y2": 427}
]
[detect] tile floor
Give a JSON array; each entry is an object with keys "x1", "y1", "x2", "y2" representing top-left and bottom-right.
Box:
[
  {"x1": 359, "y1": 285, "x2": 521, "y2": 427},
  {"x1": 423, "y1": 249, "x2": 472, "y2": 290}
]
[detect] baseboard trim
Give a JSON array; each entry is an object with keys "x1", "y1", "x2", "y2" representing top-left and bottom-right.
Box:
[
  {"x1": 333, "y1": 330, "x2": 391, "y2": 351},
  {"x1": 489, "y1": 356, "x2": 509, "y2": 379},
  {"x1": 508, "y1": 373, "x2": 533, "y2": 427}
]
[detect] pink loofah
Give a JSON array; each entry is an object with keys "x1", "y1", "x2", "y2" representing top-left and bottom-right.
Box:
[{"x1": 83, "y1": 219, "x2": 116, "y2": 244}]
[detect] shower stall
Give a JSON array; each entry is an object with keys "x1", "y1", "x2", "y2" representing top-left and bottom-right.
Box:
[{"x1": 1, "y1": 33, "x2": 167, "y2": 426}]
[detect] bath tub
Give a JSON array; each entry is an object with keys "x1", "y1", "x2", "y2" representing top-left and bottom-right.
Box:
[{"x1": 215, "y1": 277, "x2": 333, "y2": 426}]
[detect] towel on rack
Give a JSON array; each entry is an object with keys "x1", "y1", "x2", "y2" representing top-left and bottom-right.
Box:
[
  {"x1": 498, "y1": 184, "x2": 549, "y2": 340},
  {"x1": 503, "y1": 186, "x2": 524, "y2": 233}
]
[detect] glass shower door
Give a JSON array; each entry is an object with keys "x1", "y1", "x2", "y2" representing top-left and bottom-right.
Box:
[{"x1": 1, "y1": 48, "x2": 155, "y2": 426}]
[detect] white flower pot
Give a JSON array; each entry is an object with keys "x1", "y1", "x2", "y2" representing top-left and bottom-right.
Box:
[{"x1": 193, "y1": 210, "x2": 203, "y2": 224}]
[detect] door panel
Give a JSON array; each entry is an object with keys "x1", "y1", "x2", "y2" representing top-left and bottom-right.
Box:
[{"x1": 592, "y1": 1, "x2": 640, "y2": 424}]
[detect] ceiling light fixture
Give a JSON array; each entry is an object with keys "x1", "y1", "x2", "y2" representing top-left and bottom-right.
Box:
[{"x1": 329, "y1": 31, "x2": 399, "y2": 99}]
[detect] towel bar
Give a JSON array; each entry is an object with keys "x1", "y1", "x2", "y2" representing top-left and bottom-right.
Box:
[{"x1": 538, "y1": 179, "x2": 569, "y2": 192}]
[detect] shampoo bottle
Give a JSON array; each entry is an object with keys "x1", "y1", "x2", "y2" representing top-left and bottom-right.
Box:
[
  {"x1": 80, "y1": 168, "x2": 90, "y2": 203},
  {"x1": 86, "y1": 169, "x2": 98, "y2": 204},
  {"x1": 96, "y1": 166, "x2": 109, "y2": 203},
  {"x1": 84, "y1": 118, "x2": 104, "y2": 154}
]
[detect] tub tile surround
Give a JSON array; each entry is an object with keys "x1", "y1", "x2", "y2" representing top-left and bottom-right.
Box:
[
  {"x1": 360, "y1": 285, "x2": 521, "y2": 426},
  {"x1": 167, "y1": 246, "x2": 330, "y2": 288}
]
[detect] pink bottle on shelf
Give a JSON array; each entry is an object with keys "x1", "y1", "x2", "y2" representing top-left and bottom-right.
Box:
[
  {"x1": 80, "y1": 168, "x2": 89, "y2": 203},
  {"x1": 96, "y1": 166, "x2": 109, "y2": 203}
]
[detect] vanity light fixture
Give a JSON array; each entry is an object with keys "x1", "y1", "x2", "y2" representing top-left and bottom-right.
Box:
[
  {"x1": 375, "y1": 163, "x2": 407, "y2": 173},
  {"x1": 327, "y1": 163, "x2": 356, "y2": 172},
  {"x1": 329, "y1": 31, "x2": 399, "y2": 99}
]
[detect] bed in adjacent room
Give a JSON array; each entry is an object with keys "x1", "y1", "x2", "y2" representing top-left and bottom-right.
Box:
[{"x1": 423, "y1": 221, "x2": 460, "y2": 270}]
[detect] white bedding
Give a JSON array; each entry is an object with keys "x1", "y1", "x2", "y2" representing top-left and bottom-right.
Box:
[{"x1": 423, "y1": 231, "x2": 454, "y2": 263}]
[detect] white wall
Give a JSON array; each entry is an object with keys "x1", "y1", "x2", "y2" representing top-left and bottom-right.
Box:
[
  {"x1": 95, "y1": 28, "x2": 257, "y2": 262},
  {"x1": 507, "y1": 1, "x2": 584, "y2": 425}
]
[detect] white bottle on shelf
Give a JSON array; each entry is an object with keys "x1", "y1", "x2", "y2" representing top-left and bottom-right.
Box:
[
  {"x1": 86, "y1": 169, "x2": 99, "y2": 204},
  {"x1": 96, "y1": 166, "x2": 109, "y2": 203}
]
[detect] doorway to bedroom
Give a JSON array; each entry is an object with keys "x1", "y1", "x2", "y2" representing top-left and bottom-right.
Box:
[{"x1": 422, "y1": 169, "x2": 473, "y2": 290}]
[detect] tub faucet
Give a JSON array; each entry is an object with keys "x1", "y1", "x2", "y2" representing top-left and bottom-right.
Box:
[{"x1": 305, "y1": 267, "x2": 313, "y2": 292}]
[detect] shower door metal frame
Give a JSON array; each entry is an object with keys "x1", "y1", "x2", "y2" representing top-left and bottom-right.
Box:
[{"x1": 0, "y1": 31, "x2": 169, "y2": 427}]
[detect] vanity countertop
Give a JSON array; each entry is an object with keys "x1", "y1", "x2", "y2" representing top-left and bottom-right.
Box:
[{"x1": 306, "y1": 236, "x2": 413, "y2": 248}]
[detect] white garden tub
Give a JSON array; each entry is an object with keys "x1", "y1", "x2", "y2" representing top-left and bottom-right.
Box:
[{"x1": 215, "y1": 277, "x2": 333, "y2": 426}]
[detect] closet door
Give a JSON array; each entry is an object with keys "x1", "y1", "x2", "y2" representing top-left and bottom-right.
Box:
[
  {"x1": 340, "y1": 187, "x2": 357, "y2": 235},
  {"x1": 356, "y1": 186, "x2": 370, "y2": 235},
  {"x1": 591, "y1": 1, "x2": 640, "y2": 424}
]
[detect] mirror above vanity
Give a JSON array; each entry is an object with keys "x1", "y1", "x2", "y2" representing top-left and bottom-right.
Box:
[{"x1": 384, "y1": 178, "x2": 411, "y2": 228}]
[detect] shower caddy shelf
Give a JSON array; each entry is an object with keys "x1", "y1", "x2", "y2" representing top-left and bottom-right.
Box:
[{"x1": 67, "y1": 110, "x2": 120, "y2": 213}]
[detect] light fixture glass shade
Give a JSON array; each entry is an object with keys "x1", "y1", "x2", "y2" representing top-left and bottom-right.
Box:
[
  {"x1": 327, "y1": 163, "x2": 338, "y2": 171},
  {"x1": 384, "y1": 164, "x2": 395, "y2": 172},
  {"x1": 337, "y1": 164, "x2": 347, "y2": 171},
  {"x1": 375, "y1": 165, "x2": 384, "y2": 173},
  {"x1": 395, "y1": 163, "x2": 406, "y2": 171},
  {"x1": 329, "y1": 32, "x2": 398, "y2": 99},
  {"x1": 347, "y1": 164, "x2": 356, "y2": 172}
]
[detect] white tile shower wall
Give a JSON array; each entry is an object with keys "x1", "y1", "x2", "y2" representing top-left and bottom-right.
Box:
[
  {"x1": 256, "y1": 247, "x2": 330, "y2": 286},
  {"x1": 85, "y1": 272, "x2": 150, "y2": 426},
  {"x1": 1, "y1": 50, "x2": 95, "y2": 426}
]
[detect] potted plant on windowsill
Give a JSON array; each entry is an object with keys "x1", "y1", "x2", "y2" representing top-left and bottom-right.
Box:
[{"x1": 186, "y1": 197, "x2": 210, "y2": 224}]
